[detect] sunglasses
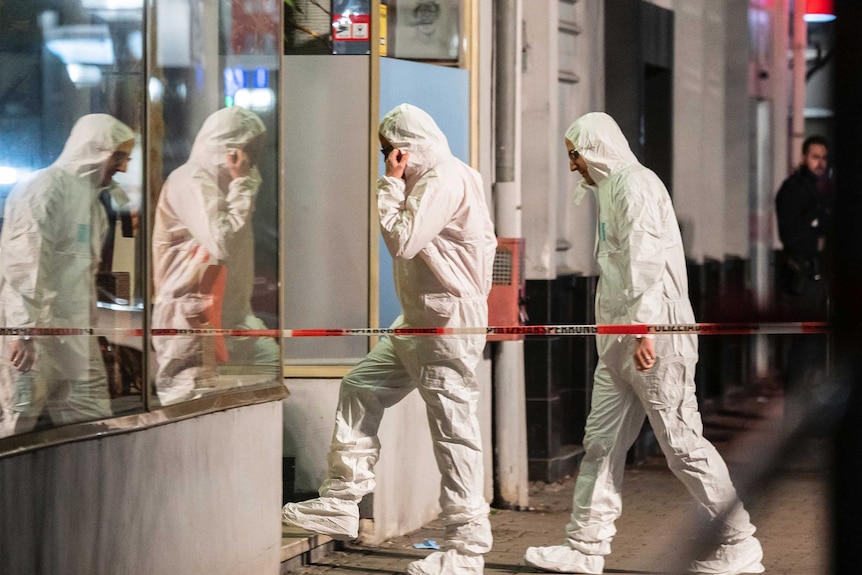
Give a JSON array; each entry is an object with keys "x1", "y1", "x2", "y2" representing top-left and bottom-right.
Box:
[{"x1": 381, "y1": 144, "x2": 395, "y2": 159}]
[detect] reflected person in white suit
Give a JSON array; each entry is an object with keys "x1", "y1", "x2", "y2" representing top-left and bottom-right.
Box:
[
  {"x1": 152, "y1": 106, "x2": 279, "y2": 406},
  {"x1": 0, "y1": 114, "x2": 135, "y2": 436}
]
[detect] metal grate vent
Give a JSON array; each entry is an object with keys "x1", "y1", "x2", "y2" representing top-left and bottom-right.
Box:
[{"x1": 493, "y1": 249, "x2": 513, "y2": 285}]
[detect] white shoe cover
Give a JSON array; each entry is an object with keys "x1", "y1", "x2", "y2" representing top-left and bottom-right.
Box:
[
  {"x1": 406, "y1": 549, "x2": 484, "y2": 575},
  {"x1": 281, "y1": 497, "x2": 359, "y2": 541},
  {"x1": 523, "y1": 544, "x2": 604, "y2": 574},
  {"x1": 687, "y1": 535, "x2": 765, "y2": 575}
]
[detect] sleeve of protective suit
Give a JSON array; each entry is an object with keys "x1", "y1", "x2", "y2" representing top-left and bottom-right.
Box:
[
  {"x1": 617, "y1": 181, "x2": 666, "y2": 325},
  {"x1": 183, "y1": 167, "x2": 260, "y2": 262},
  {"x1": 377, "y1": 171, "x2": 459, "y2": 260}
]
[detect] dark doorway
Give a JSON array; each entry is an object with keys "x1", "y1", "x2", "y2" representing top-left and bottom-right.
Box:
[{"x1": 643, "y1": 63, "x2": 673, "y2": 195}]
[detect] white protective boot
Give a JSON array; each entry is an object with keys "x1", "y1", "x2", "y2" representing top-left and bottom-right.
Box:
[
  {"x1": 687, "y1": 535, "x2": 765, "y2": 575},
  {"x1": 281, "y1": 496, "x2": 359, "y2": 541},
  {"x1": 406, "y1": 549, "x2": 484, "y2": 575},
  {"x1": 524, "y1": 544, "x2": 604, "y2": 574}
]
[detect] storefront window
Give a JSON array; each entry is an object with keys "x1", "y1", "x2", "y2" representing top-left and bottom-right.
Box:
[
  {"x1": 283, "y1": 0, "x2": 465, "y2": 63},
  {"x1": 149, "y1": 0, "x2": 282, "y2": 407},
  {"x1": 0, "y1": 1, "x2": 146, "y2": 438},
  {"x1": 0, "y1": 0, "x2": 284, "y2": 442}
]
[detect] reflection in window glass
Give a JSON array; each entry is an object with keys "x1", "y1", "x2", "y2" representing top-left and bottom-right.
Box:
[
  {"x1": 283, "y1": 0, "x2": 334, "y2": 55},
  {"x1": 388, "y1": 0, "x2": 462, "y2": 62},
  {"x1": 0, "y1": 1, "x2": 145, "y2": 438},
  {"x1": 149, "y1": 0, "x2": 281, "y2": 406}
]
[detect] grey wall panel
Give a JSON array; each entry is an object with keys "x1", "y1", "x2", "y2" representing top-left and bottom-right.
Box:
[
  {"x1": 0, "y1": 402, "x2": 283, "y2": 575},
  {"x1": 282, "y1": 56, "x2": 371, "y2": 363}
]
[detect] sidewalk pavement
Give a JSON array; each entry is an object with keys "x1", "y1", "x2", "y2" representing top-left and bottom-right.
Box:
[{"x1": 282, "y1": 388, "x2": 831, "y2": 575}]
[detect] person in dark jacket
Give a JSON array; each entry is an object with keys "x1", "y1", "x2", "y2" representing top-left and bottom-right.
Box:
[
  {"x1": 774, "y1": 134, "x2": 830, "y2": 431},
  {"x1": 775, "y1": 134, "x2": 830, "y2": 308}
]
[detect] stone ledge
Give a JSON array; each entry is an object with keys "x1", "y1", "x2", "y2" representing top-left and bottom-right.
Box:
[{"x1": 281, "y1": 527, "x2": 340, "y2": 573}]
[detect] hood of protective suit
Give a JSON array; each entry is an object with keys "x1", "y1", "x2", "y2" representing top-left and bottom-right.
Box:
[
  {"x1": 565, "y1": 112, "x2": 638, "y2": 201},
  {"x1": 189, "y1": 106, "x2": 266, "y2": 173},
  {"x1": 53, "y1": 114, "x2": 135, "y2": 185},
  {"x1": 379, "y1": 103, "x2": 452, "y2": 189}
]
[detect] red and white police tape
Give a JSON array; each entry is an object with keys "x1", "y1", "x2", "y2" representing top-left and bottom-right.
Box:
[{"x1": 0, "y1": 322, "x2": 828, "y2": 338}]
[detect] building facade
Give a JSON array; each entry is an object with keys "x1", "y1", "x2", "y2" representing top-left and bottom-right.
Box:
[{"x1": 0, "y1": 0, "x2": 825, "y2": 571}]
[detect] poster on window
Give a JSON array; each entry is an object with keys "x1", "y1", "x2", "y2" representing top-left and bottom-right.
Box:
[
  {"x1": 230, "y1": 0, "x2": 279, "y2": 55},
  {"x1": 391, "y1": 0, "x2": 461, "y2": 61}
]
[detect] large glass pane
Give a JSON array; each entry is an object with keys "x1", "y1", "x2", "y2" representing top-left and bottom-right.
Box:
[
  {"x1": 281, "y1": 55, "x2": 370, "y2": 366},
  {"x1": 0, "y1": 1, "x2": 146, "y2": 438},
  {"x1": 149, "y1": 0, "x2": 281, "y2": 406}
]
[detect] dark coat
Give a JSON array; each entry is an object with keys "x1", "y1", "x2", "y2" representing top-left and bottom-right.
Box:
[{"x1": 775, "y1": 165, "x2": 830, "y2": 295}]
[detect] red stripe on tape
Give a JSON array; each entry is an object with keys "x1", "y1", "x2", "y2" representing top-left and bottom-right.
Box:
[
  {"x1": 599, "y1": 324, "x2": 650, "y2": 335},
  {"x1": 0, "y1": 322, "x2": 830, "y2": 338}
]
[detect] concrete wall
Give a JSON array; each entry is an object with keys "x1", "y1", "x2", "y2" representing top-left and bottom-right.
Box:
[
  {"x1": 724, "y1": 0, "x2": 752, "y2": 260},
  {"x1": 559, "y1": 0, "x2": 604, "y2": 277},
  {"x1": 522, "y1": 0, "x2": 560, "y2": 280},
  {"x1": 522, "y1": 0, "x2": 603, "y2": 279},
  {"x1": 671, "y1": 0, "x2": 752, "y2": 263},
  {"x1": 283, "y1": 355, "x2": 494, "y2": 545},
  {"x1": 673, "y1": 0, "x2": 723, "y2": 262},
  {"x1": 0, "y1": 402, "x2": 284, "y2": 575}
]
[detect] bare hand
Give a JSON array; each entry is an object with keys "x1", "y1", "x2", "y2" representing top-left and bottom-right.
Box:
[
  {"x1": 10, "y1": 339, "x2": 34, "y2": 373},
  {"x1": 634, "y1": 337, "x2": 656, "y2": 372},
  {"x1": 227, "y1": 149, "x2": 253, "y2": 180},
  {"x1": 384, "y1": 148, "x2": 409, "y2": 180}
]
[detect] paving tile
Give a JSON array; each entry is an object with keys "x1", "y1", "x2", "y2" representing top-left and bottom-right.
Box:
[{"x1": 283, "y1": 392, "x2": 830, "y2": 575}]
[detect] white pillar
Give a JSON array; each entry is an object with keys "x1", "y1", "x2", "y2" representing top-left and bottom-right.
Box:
[{"x1": 492, "y1": 0, "x2": 529, "y2": 509}]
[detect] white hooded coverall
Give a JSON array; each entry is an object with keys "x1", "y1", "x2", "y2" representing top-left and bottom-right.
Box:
[
  {"x1": 152, "y1": 106, "x2": 279, "y2": 405},
  {"x1": 320, "y1": 104, "x2": 497, "y2": 568},
  {"x1": 561, "y1": 113, "x2": 757, "y2": 555},
  {"x1": 0, "y1": 114, "x2": 135, "y2": 436}
]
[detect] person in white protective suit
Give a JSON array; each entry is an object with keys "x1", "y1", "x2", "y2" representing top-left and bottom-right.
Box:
[
  {"x1": 523, "y1": 113, "x2": 764, "y2": 575},
  {"x1": 152, "y1": 106, "x2": 280, "y2": 406},
  {"x1": 0, "y1": 114, "x2": 135, "y2": 437},
  {"x1": 282, "y1": 103, "x2": 497, "y2": 575}
]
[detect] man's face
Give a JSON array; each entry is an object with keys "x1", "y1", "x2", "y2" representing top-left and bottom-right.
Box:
[
  {"x1": 101, "y1": 139, "x2": 134, "y2": 186},
  {"x1": 803, "y1": 143, "x2": 828, "y2": 178},
  {"x1": 565, "y1": 139, "x2": 594, "y2": 185}
]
